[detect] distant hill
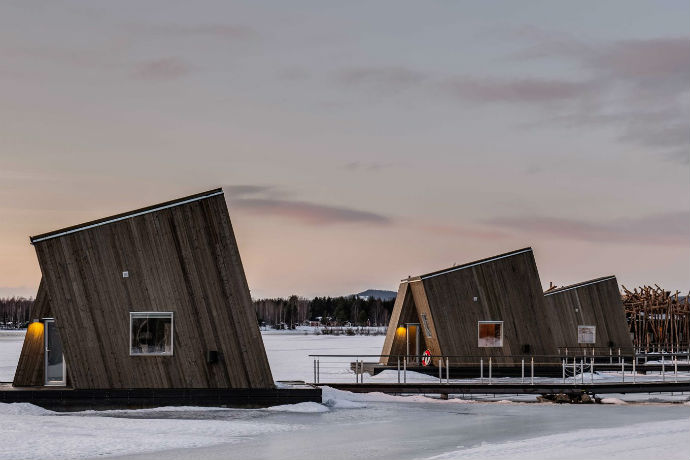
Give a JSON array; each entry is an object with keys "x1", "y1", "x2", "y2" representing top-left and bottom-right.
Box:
[{"x1": 355, "y1": 289, "x2": 397, "y2": 301}]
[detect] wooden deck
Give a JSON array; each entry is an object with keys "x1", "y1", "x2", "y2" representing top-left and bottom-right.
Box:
[{"x1": 0, "y1": 383, "x2": 321, "y2": 411}]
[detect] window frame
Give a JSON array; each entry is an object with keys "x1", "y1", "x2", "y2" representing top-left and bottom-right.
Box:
[
  {"x1": 477, "y1": 320, "x2": 504, "y2": 348},
  {"x1": 129, "y1": 312, "x2": 174, "y2": 356}
]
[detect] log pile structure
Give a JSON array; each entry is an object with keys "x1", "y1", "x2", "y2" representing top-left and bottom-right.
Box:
[{"x1": 622, "y1": 285, "x2": 689, "y2": 352}]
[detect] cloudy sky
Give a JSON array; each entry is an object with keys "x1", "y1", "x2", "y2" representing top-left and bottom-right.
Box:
[{"x1": 1, "y1": 1, "x2": 688, "y2": 298}]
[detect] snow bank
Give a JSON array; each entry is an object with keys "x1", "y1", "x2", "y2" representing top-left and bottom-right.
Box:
[
  {"x1": 323, "y1": 398, "x2": 367, "y2": 409},
  {"x1": 0, "y1": 402, "x2": 53, "y2": 416},
  {"x1": 320, "y1": 386, "x2": 524, "y2": 406},
  {"x1": 76, "y1": 405, "x2": 232, "y2": 415},
  {"x1": 427, "y1": 418, "x2": 690, "y2": 460},
  {"x1": 265, "y1": 402, "x2": 329, "y2": 413},
  {"x1": 600, "y1": 398, "x2": 627, "y2": 405}
]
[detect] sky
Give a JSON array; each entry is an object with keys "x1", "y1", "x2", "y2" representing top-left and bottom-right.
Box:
[{"x1": 1, "y1": 1, "x2": 688, "y2": 299}]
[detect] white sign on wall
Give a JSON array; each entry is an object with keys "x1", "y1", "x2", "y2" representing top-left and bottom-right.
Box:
[{"x1": 577, "y1": 325, "x2": 596, "y2": 344}]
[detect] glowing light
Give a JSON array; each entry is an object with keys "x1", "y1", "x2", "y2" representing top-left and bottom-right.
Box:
[
  {"x1": 396, "y1": 326, "x2": 406, "y2": 336},
  {"x1": 27, "y1": 321, "x2": 44, "y2": 338}
]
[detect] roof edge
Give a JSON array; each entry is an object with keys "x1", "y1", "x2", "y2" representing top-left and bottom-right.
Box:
[
  {"x1": 544, "y1": 275, "x2": 617, "y2": 296},
  {"x1": 30, "y1": 188, "x2": 224, "y2": 244},
  {"x1": 402, "y1": 247, "x2": 534, "y2": 282}
]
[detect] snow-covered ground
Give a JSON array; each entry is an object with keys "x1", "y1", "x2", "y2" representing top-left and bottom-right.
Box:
[
  {"x1": 0, "y1": 330, "x2": 688, "y2": 460},
  {"x1": 0, "y1": 330, "x2": 25, "y2": 382}
]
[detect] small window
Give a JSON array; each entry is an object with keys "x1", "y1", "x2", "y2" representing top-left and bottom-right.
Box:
[
  {"x1": 478, "y1": 321, "x2": 503, "y2": 347},
  {"x1": 130, "y1": 312, "x2": 174, "y2": 356},
  {"x1": 420, "y1": 313, "x2": 433, "y2": 338},
  {"x1": 577, "y1": 325, "x2": 596, "y2": 344}
]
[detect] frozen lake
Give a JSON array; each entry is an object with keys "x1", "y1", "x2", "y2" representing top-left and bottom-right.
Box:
[{"x1": 0, "y1": 330, "x2": 688, "y2": 460}]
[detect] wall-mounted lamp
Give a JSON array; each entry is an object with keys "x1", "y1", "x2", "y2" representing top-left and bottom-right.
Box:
[
  {"x1": 473, "y1": 296, "x2": 478, "y2": 302},
  {"x1": 122, "y1": 271, "x2": 129, "y2": 278},
  {"x1": 27, "y1": 320, "x2": 43, "y2": 337}
]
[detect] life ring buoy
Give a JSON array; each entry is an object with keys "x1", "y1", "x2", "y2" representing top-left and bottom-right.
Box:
[{"x1": 421, "y1": 349, "x2": 432, "y2": 366}]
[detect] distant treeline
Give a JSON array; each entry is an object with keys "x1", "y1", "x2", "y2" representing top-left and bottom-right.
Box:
[
  {"x1": 254, "y1": 295, "x2": 395, "y2": 328},
  {"x1": 0, "y1": 294, "x2": 396, "y2": 329},
  {"x1": 0, "y1": 297, "x2": 34, "y2": 328}
]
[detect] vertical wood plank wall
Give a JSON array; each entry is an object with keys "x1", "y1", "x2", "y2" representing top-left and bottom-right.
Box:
[
  {"x1": 421, "y1": 249, "x2": 556, "y2": 363},
  {"x1": 543, "y1": 277, "x2": 633, "y2": 350},
  {"x1": 30, "y1": 190, "x2": 274, "y2": 389},
  {"x1": 13, "y1": 280, "x2": 51, "y2": 386},
  {"x1": 382, "y1": 248, "x2": 563, "y2": 364}
]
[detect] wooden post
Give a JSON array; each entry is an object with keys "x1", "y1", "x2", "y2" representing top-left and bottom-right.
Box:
[
  {"x1": 446, "y1": 357, "x2": 449, "y2": 384},
  {"x1": 530, "y1": 356, "x2": 534, "y2": 385}
]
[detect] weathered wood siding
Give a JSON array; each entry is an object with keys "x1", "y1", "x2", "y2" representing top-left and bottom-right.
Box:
[
  {"x1": 13, "y1": 280, "x2": 51, "y2": 386},
  {"x1": 380, "y1": 283, "x2": 418, "y2": 364},
  {"x1": 381, "y1": 248, "x2": 558, "y2": 364},
  {"x1": 543, "y1": 276, "x2": 633, "y2": 350},
  {"x1": 420, "y1": 248, "x2": 556, "y2": 362},
  {"x1": 31, "y1": 189, "x2": 274, "y2": 389},
  {"x1": 408, "y1": 281, "x2": 442, "y2": 365}
]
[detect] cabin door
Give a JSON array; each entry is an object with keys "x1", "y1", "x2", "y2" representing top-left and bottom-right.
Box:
[
  {"x1": 44, "y1": 319, "x2": 66, "y2": 386},
  {"x1": 406, "y1": 323, "x2": 421, "y2": 364}
]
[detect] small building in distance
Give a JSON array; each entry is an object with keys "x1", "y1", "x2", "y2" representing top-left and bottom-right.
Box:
[
  {"x1": 13, "y1": 188, "x2": 274, "y2": 390},
  {"x1": 380, "y1": 248, "x2": 557, "y2": 365},
  {"x1": 543, "y1": 276, "x2": 633, "y2": 352}
]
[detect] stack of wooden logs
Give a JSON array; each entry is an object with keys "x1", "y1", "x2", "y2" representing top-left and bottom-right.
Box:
[{"x1": 622, "y1": 285, "x2": 689, "y2": 352}]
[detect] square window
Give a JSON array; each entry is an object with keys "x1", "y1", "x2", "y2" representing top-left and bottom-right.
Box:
[
  {"x1": 130, "y1": 312, "x2": 174, "y2": 356},
  {"x1": 478, "y1": 321, "x2": 503, "y2": 347}
]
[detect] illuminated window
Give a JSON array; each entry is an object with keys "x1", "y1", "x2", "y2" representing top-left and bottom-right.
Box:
[
  {"x1": 420, "y1": 313, "x2": 432, "y2": 338},
  {"x1": 577, "y1": 325, "x2": 596, "y2": 344},
  {"x1": 478, "y1": 321, "x2": 503, "y2": 347},
  {"x1": 130, "y1": 312, "x2": 174, "y2": 356}
]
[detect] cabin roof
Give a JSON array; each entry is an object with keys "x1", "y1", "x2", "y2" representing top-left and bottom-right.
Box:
[
  {"x1": 543, "y1": 275, "x2": 617, "y2": 296},
  {"x1": 401, "y1": 247, "x2": 533, "y2": 282},
  {"x1": 30, "y1": 188, "x2": 224, "y2": 244}
]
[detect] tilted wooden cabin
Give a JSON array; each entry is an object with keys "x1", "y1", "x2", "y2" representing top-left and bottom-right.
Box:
[
  {"x1": 13, "y1": 188, "x2": 274, "y2": 389},
  {"x1": 543, "y1": 276, "x2": 633, "y2": 351},
  {"x1": 380, "y1": 248, "x2": 556, "y2": 365}
]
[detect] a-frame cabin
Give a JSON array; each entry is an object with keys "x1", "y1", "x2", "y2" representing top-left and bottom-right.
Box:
[
  {"x1": 543, "y1": 276, "x2": 633, "y2": 351},
  {"x1": 380, "y1": 248, "x2": 556, "y2": 365},
  {"x1": 13, "y1": 188, "x2": 274, "y2": 389}
]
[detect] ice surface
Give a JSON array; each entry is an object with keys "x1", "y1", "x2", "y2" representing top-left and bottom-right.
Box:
[
  {"x1": 428, "y1": 418, "x2": 690, "y2": 460},
  {"x1": 0, "y1": 403, "x2": 299, "y2": 460},
  {"x1": 0, "y1": 330, "x2": 688, "y2": 460},
  {"x1": 262, "y1": 332, "x2": 385, "y2": 382}
]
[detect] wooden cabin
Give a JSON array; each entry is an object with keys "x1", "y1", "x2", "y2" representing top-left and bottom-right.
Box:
[
  {"x1": 543, "y1": 276, "x2": 633, "y2": 351},
  {"x1": 13, "y1": 188, "x2": 274, "y2": 389},
  {"x1": 380, "y1": 248, "x2": 556, "y2": 365}
]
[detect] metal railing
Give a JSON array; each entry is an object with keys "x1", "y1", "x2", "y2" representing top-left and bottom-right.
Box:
[
  {"x1": 308, "y1": 353, "x2": 690, "y2": 386},
  {"x1": 556, "y1": 346, "x2": 690, "y2": 365}
]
